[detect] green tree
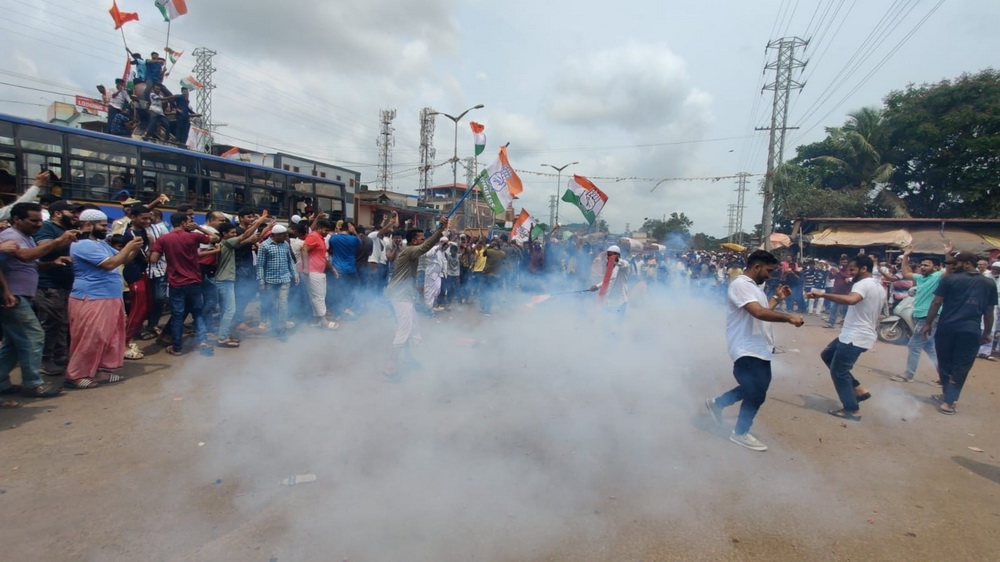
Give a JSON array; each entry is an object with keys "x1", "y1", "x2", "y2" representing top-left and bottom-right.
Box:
[
  {"x1": 690, "y1": 232, "x2": 722, "y2": 251},
  {"x1": 882, "y1": 69, "x2": 1000, "y2": 218},
  {"x1": 641, "y1": 212, "x2": 693, "y2": 242}
]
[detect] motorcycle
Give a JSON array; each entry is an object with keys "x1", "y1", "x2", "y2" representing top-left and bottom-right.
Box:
[{"x1": 878, "y1": 288, "x2": 916, "y2": 345}]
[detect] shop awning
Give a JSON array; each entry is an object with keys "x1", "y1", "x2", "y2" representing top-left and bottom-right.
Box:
[{"x1": 808, "y1": 225, "x2": 911, "y2": 247}]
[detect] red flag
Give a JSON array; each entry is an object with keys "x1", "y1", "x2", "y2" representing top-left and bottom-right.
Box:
[{"x1": 109, "y1": 1, "x2": 139, "y2": 30}]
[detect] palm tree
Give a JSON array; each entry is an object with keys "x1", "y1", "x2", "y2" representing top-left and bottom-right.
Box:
[{"x1": 809, "y1": 107, "x2": 909, "y2": 217}]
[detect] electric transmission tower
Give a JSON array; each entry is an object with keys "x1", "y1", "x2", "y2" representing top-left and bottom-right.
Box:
[
  {"x1": 417, "y1": 107, "x2": 436, "y2": 202},
  {"x1": 757, "y1": 37, "x2": 807, "y2": 250},
  {"x1": 376, "y1": 109, "x2": 396, "y2": 192},
  {"x1": 726, "y1": 203, "x2": 737, "y2": 241},
  {"x1": 734, "y1": 172, "x2": 750, "y2": 244},
  {"x1": 191, "y1": 48, "x2": 217, "y2": 150}
]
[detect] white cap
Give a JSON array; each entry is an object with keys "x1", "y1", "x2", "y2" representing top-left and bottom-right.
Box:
[
  {"x1": 440, "y1": 236, "x2": 449, "y2": 242},
  {"x1": 606, "y1": 244, "x2": 621, "y2": 254},
  {"x1": 271, "y1": 224, "x2": 288, "y2": 234},
  {"x1": 79, "y1": 209, "x2": 108, "y2": 222},
  {"x1": 290, "y1": 214, "x2": 302, "y2": 224},
  {"x1": 991, "y1": 261, "x2": 1000, "y2": 269}
]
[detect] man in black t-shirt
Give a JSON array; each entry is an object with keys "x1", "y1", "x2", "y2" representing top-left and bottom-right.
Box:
[{"x1": 923, "y1": 252, "x2": 998, "y2": 414}]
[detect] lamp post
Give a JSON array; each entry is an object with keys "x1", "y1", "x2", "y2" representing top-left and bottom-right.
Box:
[
  {"x1": 541, "y1": 161, "x2": 578, "y2": 226},
  {"x1": 429, "y1": 104, "x2": 484, "y2": 228}
]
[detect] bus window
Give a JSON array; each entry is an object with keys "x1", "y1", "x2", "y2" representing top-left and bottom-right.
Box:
[
  {"x1": 315, "y1": 181, "x2": 342, "y2": 199},
  {"x1": 69, "y1": 135, "x2": 138, "y2": 163},
  {"x1": 141, "y1": 171, "x2": 193, "y2": 203},
  {"x1": 108, "y1": 165, "x2": 138, "y2": 200},
  {"x1": 250, "y1": 187, "x2": 285, "y2": 217},
  {"x1": 201, "y1": 160, "x2": 247, "y2": 183},
  {"x1": 208, "y1": 180, "x2": 248, "y2": 214},
  {"x1": 141, "y1": 147, "x2": 194, "y2": 173},
  {"x1": 23, "y1": 153, "x2": 65, "y2": 197},
  {"x1": 0, "y1": 121, "x2": 13, "y2": 146},
  {"x1": 289, "y1": 179, "x2": 314, "y2": 195},
  {"x1": 18, "y1": 125, "x2": 62, "y2": 153},
  {"x1": 249, "y1": 168, "x2": 286, "y2": 189}
]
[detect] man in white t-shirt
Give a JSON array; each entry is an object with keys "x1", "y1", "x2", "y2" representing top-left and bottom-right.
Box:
[
  {"x1": 807, "y1": 254, "x2": 886, "y2": 421},
  {"x1": 706, "y1": 250, "x2": 804, "y2": 452}
]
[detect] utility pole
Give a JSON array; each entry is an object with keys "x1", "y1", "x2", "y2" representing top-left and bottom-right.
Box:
[
  {"x1": 417, "y1": 107, "x2": 436, "y2": 202},
  {"x1": 376, "y1": 109, "x2": 396, "y2": 192},
  {"x1": 191, "y1": 48, "x2": 217, "y2": 151},
  {"x1": 726, "y1": 203, "x2": 737, "y2": 241},
  {"x1": 734, "y1": 172, "x2": 750, "y2": 245},
  {"x1": 756, "y1": 37, "x2": 807, "y2": 250},
  {"x1": 548, "y1": 194, "x2": 558, "y2": 227}
]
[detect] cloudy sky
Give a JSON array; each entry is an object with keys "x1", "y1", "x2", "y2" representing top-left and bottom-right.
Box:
[{"x1": 2, "y1": 0, "x2": 996, "y2": 235}]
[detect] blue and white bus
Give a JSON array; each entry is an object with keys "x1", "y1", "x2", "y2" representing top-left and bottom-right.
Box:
[{"x1": 0, "y1": 113, "x2": 346, "y2": 221}]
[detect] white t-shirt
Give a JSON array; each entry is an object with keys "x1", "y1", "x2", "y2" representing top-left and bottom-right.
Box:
[
  {"x1": 726, "y1": 275, "x2": 773, "y2": 362},
  {"x1": 838, "y1": 276, "x2": 885, "y2": 349},
  {"x1": 367, "y1": 230, "x2": 385, "y2": 265}
]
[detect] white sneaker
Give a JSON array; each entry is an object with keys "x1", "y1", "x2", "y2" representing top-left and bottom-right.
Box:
[
  {"x1": 285, "y1": 321, "x2": 296, "y2": 330},
  {"x1": 730, "y1": 431, "x2": 768, "y2": 452},
  {"x1": 705, "y1": 398, "x2": 724, "y2": 425}
]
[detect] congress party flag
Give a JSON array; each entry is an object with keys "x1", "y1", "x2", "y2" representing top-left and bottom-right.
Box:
[
  {"x1": 164, "y1": 47, "x2": 183, "y2": 64},
  {"x1": 180, "y1": 75, "x2": 204, "y2": 90},
  {"x1": 155, "y1": 0, "x2": 188, "y2": 21},
  {"x1": 478, "y1": 146, "x2": 523, "y2": 216},
  {"x1": 109, "y1": 1, "x2": 139, "y2": 30},
  {"x1": 511, "y1": 209, "x2": 542, "y2": 243},
  {"x1": 562, "y1": 175, "x2": 607, "y2": 225},
  {"x1": 470, "y1": 122, "x2": 486, "y2": 156}
]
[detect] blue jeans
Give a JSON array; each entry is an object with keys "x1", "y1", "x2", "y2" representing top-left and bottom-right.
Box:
[
  {"x1": 905, "y1": 317, "x2": 938, "y2": 379},
  {"x1": 0, "y1": 297, "x2": 45, "y2": 390},
  {"x1": 935, "y1": 329, "x2": 981, "y2": 404},
  {"x1": 201, "y1": 274, "x2": 218, "y2": 329},
  {"x1": 821, "y1": 338, "x2": 866, "y2": 411},
  {"x1": 261, "y1": 283, "x2": 290, "y2": 336},
  {"x1": 169, "y1": 284, "x2": 206, "y2": 352},
  {"x1": 233, "y1": 276, "x2": 257, "y2": 325},
  {"x1": 216, "y1": 280, "x2": 236, "y2": 340},
  {"x1": 147, "y1": 275, "x2": 168, "y2": 331},
  {"x1": 827, "y1": 302, "x2": 846, "y2": 325},
  {"x1": 479, "y1": 275, "x2": 498, "y2": 313},
  {"x1": 715, "y1": 356, "x2": 772, "y2": 435}
]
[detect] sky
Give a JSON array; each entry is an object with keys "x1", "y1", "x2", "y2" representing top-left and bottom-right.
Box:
[{"x1": 1, "y1": 0, "x2": 997, "y2": 237}]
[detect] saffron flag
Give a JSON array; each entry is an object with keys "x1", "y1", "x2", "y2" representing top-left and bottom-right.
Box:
[
  {"x1": 109, "y1": 1, "x2": 139, "y2": 29},
  {"x1": 511, "y1": 209, "x2": 542, "y2": 243},
  {"x1": 164, "y1": 47, "x2": 183, "y2": 64},
  {"x1": 478, "y1": 146, "x2": 523, "y2": 216},
  {"x1": 220, "y1": 147, "x2": 240, "y2": 159},
  {"x1": 562, "y1": 175, "x2": 607, "y2": 225},
  {"x1": 180, "y1": 75, "x2": 204, "y2": 90},
  {"x1": 155, "y1": 0, "x2": 188, "y2": 21},
  {"x1": 470, "y1": 122, "x2": 486, "y2": 156}
]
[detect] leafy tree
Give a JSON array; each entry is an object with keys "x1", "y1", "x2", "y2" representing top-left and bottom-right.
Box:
[
  {"x1": 881, "y1": 69, "x2": 1000, "y2": 218},
  {"x1": 690, "y1": 232, "x2": 722, "y2": 251},
  {"x1": 641, "y1": 212, "x2": 693, "y2": 242}
]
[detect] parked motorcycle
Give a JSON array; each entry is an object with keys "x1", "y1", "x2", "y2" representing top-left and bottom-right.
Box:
[{"x1": 878, "y1": 288, "x2": 916, "y2": 345}]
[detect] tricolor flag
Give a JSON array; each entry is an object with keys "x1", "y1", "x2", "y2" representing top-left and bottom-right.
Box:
[
  {"x1": 155, "y1": 0, "x2": 188, "y2": 21},
  {"x1": 470, "y1": 122, "x2": 486, "y2": 156},
  {"x1": 477, "y1": 146, "x2": 523, "y2": 216},
  {"x1": 562, "y1": 175, "x2": 607, "y2": 225},
  {"x1": 220, "y1": 147, "x2": 240, "y2": 159},
  {"x1": 511, "y1": 209, "x2": 542, "y2": 243},
  {"x1": 180, "y1": 75, "x2": 204, "y2": 90},
  {"x1": 165, "y1": 47, "x2": 183, "y2": 64},
  {"x1": 109, "y1": 1, "x2": 139, "y2": 29}
]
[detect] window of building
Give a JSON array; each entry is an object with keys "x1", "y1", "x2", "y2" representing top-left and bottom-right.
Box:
[
  {"x1": 283, "y1": 164, "x2": 290, "y2": 171},
  {"x1": 293, "y1": 166, "x2": 300, "y2": 173}
]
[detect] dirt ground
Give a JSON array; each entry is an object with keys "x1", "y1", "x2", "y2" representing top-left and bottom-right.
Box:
[{"x1": 1, "y1": 296, "x2": 999, "y2": 562}]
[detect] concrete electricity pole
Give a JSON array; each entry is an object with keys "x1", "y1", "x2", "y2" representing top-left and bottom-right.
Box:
[
  {"x1": 757, "y1": 37, "x2": 807, "y2": 250},
  {"x1": 734, "y1": 172, "x2": 750, "y2": 245}
]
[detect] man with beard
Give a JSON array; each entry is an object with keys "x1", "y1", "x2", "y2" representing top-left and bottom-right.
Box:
[
  {"x1": 33, "y1": 199, "x2": 78, "y2": 377},
  {"x1": 807, "y1": 255, "x2": 885, "y2": 422},
  {"x1": 0, "y1": 200, "x2": 79, "y2": 400},
  {"x1": 706, "y1": 250, "x2": 804, "y2": 452},
  {"x1": 890, "y1": 247, "x2": 943, "y2": 383},
  {"x1": 121, "y1": 205, "x2": 155, "y2": 360},
  {"x1": 64, "y1": 210, "x2": 143, "y2": 389}
]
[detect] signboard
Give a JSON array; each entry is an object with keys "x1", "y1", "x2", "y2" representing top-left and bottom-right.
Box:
[{"x1": 74, "y1": 96, "x2": 107, "y2": 114}]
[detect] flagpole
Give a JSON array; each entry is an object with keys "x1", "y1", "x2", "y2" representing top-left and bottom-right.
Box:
[
  {"x1": 165, "y1": 20, "x2": 172, "y2": 52},
  {"x1": 120, "y1": 28, "x2": 130, "y2": 54}
]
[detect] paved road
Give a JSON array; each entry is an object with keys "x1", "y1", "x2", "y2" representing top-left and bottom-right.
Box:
[{"x1": 1, "y1": 293, "x2": 999, "y2": 561}]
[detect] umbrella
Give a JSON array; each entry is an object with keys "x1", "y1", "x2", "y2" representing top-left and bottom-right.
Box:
[{"x1": 720, "y1": 242, "x2": 746, "y2": 252}]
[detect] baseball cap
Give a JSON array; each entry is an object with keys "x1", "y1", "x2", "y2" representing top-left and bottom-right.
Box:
[{"x1": 47, "y1": 200, "x2": 75, "y2": 213}]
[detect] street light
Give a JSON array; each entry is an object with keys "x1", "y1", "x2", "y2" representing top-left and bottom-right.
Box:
[
  {"x1": 428, "y1": 105, "x2": 485, "y2": 218},
  {"x1": 541, "y1": 161, "x2": 578, "y2": 226}
]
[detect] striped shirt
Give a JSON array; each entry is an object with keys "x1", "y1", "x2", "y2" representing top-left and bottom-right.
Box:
[{"x1": 146, "y1": 223, "x2": 168, "y2": 279}]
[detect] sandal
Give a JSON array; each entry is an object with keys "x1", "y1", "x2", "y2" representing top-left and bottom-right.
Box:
[
  {"x1": 889, "y1": 375, "x2": 911, "y2": 383},
  {"x1": 937, "y1": 403, "x2": 956, "y2": 415},
  {"x1": 930, "y1": 394, "x2": 944, "y2": 403},
  {"x1": 855, "y1": 391, "x2": 872, "y2": 402},
  {"x1": 0, "y1": 399, "x2": 22, "y2": 409},
  {"x1": 138, "y1": 331, "x2": 157, "y2": 341},
  {"x1": 124, "y1": 346, "x2": 144, "y2": 360},
  {"x1": 64, "y1": 378, "x2": 99, "y2": 390},
  {"x1": 829, "y1": 408, "x2": 862, "y2": 421},
  {"x1": 166, "y1": 348, "x2": 183, "y2": 356},
  {"x1": 216, "y1": 338, "x2": 240, "y2": 348},
  {"x1": 95, "y1": 372, "x2": 126, "y2": 384},
  {"x1": 21, "y1": 382, "x2": 64, "y2": 397}
]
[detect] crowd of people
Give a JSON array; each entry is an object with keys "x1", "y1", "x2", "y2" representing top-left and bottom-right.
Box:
[
  {"x1": 97, "y1": 50, "x2": 198, "y2": 144},
  {"x1": 1, "y1": 170, "x2": 997, "y2": 441}
]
